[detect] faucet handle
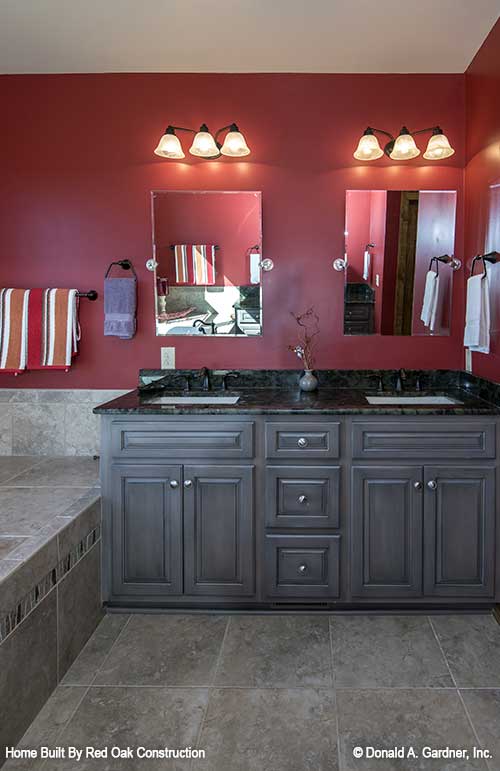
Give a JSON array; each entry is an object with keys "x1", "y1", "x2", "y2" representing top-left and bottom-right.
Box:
[{"x1": 222, "y1": 371, "x2": 240, "y2": 391}]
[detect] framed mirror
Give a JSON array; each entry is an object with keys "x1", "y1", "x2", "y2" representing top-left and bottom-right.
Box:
[
  {"x1": 152, "y1": 190, "x2": 263, "y2": 336},
  {"x1": 343, "y1": 189, "x2": 457, "y2": 336}
]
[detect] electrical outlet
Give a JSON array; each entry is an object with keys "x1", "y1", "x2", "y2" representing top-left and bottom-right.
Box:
[
  {"x1": 375, "y1": 274, "x2": 380, "y2": 287},
  {"x1": 161, "y1": 347, "x2": 175, "y2": 369}
]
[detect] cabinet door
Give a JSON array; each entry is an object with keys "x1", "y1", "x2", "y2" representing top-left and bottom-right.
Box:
[
  {"x1": 352, "y1": 466, "x2": 423, "y2": 598},
  {"x1": 424, "y1": 466, "x2": 496, "y2": 597},
  {"x1": 111, "y1": 465, "x2": 183, "y2": 596},
  {"x1": 184, "y1": 465, "x2": 255, "y2": 596}
]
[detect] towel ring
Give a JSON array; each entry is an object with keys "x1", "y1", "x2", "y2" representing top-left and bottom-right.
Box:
[
  {"x1": 105, "y1": 259, "x2": 137, "y2": 278},
  {"x1": 428, "y1": 254, "x2": 461, "y2": 274},
  {"x1": 470, "y1": 252, "x2": 500, "y2": 278}
]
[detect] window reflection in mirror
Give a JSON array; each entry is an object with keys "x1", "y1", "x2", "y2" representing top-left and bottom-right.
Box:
[
  {"x1": 152, "y1": 191, "x2": 263, "y2": 336},
  {"x1": 344, "y1": 190, "x2": 457, "y2": 336}
]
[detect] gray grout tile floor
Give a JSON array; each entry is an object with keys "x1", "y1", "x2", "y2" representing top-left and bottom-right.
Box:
[{"x1": 5, "y1": 612, "x2": 500, "y2": 770}]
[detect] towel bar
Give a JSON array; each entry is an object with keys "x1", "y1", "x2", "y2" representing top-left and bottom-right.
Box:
[{"x1": 77, "y1": 290, "x2": 98, "y2": 301}]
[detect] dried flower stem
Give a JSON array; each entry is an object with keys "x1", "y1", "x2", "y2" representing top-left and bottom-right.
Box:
[{"x1": 288, "y1": 307, "x2": 320, "y2": 370}]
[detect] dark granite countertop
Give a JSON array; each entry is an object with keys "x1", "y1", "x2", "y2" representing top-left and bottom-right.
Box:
[{"x1": 94, "y1": 387, "x2": 500, "y2": 416}]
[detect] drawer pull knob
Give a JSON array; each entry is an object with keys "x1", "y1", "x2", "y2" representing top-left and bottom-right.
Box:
[
  {"x1": 297, "y1": 564, "x2": 308, "y2": 575},
  {"x1": 297, "y1": 437, "x2": 309, "y2": 448},
  {"x1": 169, "y1": 480, "x2": 179, "y2": 489},
  {"x1": 413, "y1": 481, "x2": 422, "y2": 490},
  {"x1": 298, "y1": 494, "x2": 308, "y2": 504},
  {"x1": 427, "y1": 480, "x2": 437, "y2": 491},
  {"x1": 184, "y1": 480, "x2": 193, "y2": 488}
]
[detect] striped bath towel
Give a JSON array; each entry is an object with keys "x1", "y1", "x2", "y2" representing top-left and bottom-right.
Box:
[
  {"x1": 39, "y1": 289, "x2": 79, "y2": 368},
  {"x1": 174, "y1": 245, "x2": 216, "y2": 285},
  {"x1": 0, "y1": 288, "x2": 30, "y2": 371}
]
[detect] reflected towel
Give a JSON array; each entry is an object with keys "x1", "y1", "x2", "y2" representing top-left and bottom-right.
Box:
[
  {"x1": 174, "y1": 245, "x2": 216, "y2": 285},
  {"x1": 0, "y1": 288, "x2": 30, "y2": 371},
  {"x1": 104, "y1": 277, "x2": 137, "y2": 339},
  {"x1": 464, "y1": 274, "x2": 490, "y2": 353},
  {"x1": 363, "y1": 249, "x2": 371, "y2": 281},
  {"x1": 420, "y1": 271, "x2": 440, "y2": 331}
]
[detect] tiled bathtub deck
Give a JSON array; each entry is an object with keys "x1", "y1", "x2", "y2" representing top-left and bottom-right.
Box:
[
  {"x1": 5, "y1": 612, "x2": 500, "y2": 770},
  {"x1": 0, "y1": 457, "x2": 103, "y2": 766}
]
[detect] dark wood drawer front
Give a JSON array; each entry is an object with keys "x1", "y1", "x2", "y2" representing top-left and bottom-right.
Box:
[
  {"x1": 265, "y1": 466, "x2": 340, "y2": 528},
  {"x1": 265, "y1": 535, "x2": 340, "y2": 598},
  {"x1": 111, "y1": 421, "x2": 254, "y2": 459},
  {"x1": 265, "y1": 422, "x2": 340, "y2": 459},
  {"x1": 345, "y1": 304, "x2": 371, "y2": 321},
  {"x1": 352, "y1": 421, "x2": 495, "y2": 459}
]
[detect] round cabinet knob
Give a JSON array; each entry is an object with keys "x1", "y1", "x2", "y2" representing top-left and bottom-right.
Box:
[
  {"x1": 297, "y1": 437, "x2": 309, "y2": 448},
  {"x1": 169, "y1": 480, "x2": 179, "y2": 489},
  {"x1": 184, "y1": 480, "x2": 193, "y2": 488},
  {"x1": 413, "y1": 481, "x2": 422, "y2": 490},
  {"x1": 427, "y1": 480, "x2": 438, "y2": 490},
  {"x1": 297, "y1": 564, "x2": 308, "y2": 576},
  {"x1": 298, "y1": 494, "x2": 308, "y2": 504}
]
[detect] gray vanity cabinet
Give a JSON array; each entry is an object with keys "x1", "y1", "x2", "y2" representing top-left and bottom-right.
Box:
[
  {"x1": 111, "y1": 462, "x2": 255, "y2": 600},
  {"x1": 351, "y1": 464, "x2": 496, "y2": 599},
  {"x1": 351, "y1": 466, "x2": 424, "y2": 598},
  {"x1": 424, "y1": 466, "x2": 495, "y2": 597},
  {"x1": 183, "y1": 465, "x2": 255, "y2": 596},
  {"x1": 111, "y1": 464, "x2": 183, "y2": 596}
]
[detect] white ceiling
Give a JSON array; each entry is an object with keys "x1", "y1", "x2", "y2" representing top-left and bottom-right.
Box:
[{"x1": 1, "y1": 0, "x2": 499, "y2": 75}]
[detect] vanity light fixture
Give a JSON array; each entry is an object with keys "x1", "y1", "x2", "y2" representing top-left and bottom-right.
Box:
[
  {"x1": 154, "y1": 122, "x2": 250, "y2": 160},
  {"x1": 353, "y1": 126, "x2": 455, "y2": 162}
]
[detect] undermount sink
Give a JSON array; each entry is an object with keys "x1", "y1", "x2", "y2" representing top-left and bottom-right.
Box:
[
  {"x1": 365, "y1": 395, "x2": 462, "y2": 406},
  {"x1": 147, "y1": 395, "x2": 241, "y2": 406}
]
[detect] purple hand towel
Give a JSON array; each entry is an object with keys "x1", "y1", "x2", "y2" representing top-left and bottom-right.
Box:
[{"x1": 104, "y1": 277, "x2": 137, "y2": 339}]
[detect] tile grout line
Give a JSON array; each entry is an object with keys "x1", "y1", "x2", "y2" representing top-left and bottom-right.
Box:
[
  {"x1": 188, "y1": 616, "x2": 231, "y2": 771},
  {"x1": 427, "y1": 616, "x2": 490, "y2": 770},
  {"x1": 38, "y1": 685, "x2": 93, "y2": 771},
  {"x1": 328, "y1": 616, "x2": 343, "y2": 771},
  {"x1": 0, "y1": 457, "x2": 48, "y2": 486},
  {"x1": 42, "y1": 615, "x2": 134, "y2": 770}
]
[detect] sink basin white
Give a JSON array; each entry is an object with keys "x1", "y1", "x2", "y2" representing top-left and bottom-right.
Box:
[
  {"x1": 365, "y1": 395, "x2": 462, "y2": 406},
  {"x1": 148, "y1": 396, "x2": 240, "y2": 406}
]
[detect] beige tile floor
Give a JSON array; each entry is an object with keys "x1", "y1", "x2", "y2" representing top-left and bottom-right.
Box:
[{"x1": 4, "y1": 612, "x2": 500, "y2": 770}]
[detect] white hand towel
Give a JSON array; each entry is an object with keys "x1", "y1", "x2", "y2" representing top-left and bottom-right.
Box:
[
  {"x1": 464, "y1": 274, "x2": 490, "y2": 353},
  {"x1": 420, "y1": 271, "x2": 439, "y2": 328},
  {"x1": 249, "y1": 252, "x2": 261, "y2": 284},
  {"x1": 363, "y1": 249, "x2": 371, "y2": 281}
]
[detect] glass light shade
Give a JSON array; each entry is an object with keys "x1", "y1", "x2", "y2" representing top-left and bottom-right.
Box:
[
  {"x1": 390, "y1": 132, "x2": 420, "y2": 160},
  {"x1": 220, "y1": 130, "x2": 251, "y2": 157},
  {"x1": 353, "y1": 133, "x2": 384, "y2": 161},
  {"x1": 154, "y1": 132, "x2": 185, "y2": 159},
  {"x1": 189, "y1": 130, "x2": 219, "y2": 158},
  {"x1": 423, "y1": 132, "x2": 455, "y2": 160}
]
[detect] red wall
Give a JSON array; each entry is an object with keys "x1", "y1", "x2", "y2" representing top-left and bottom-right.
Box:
[
  {"x1": 465, "y1": 18, "x2": 500, "y2": 382},
  {"x1": 0, "y1": 73, "x2": 465, "y2": 389}
]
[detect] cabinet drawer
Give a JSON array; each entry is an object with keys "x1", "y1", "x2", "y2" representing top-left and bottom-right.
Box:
[
  {"x1": 352, "y1": 421, "x2": 495, "y2": 459},
  {"x1": 265, "y1": 422, "x2": 340, "y2": 459},
  {"x1": 111, "y1": 420, "x2": 254, "y2": 459},
  {"x1": 345, "y1": 304, "x2": 371, "y2": 321},
  {"x1": 265, "y1": 535, "x2": 340, "y2": 598},
  {"x1": 265, "y1": 466, "x2": 340, "y2": 528}
]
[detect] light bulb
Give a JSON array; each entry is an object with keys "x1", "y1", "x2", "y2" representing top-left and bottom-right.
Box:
[
  {"x1": 220, "y1": 125, "x2": 251, "y2": 157},
  {"x1": 353, "y1": 130, "x2": 384, "y2": 161},
  {"x1": 390, "y1": 128, "x2": 420, "y2": 160},
  {"x1": 423, "y1": 130, "x2": 455, "y2": 160},
  {"x1": 154, "y1": 128, "x2": 185, "y2": 159},
  {"x1": 189, "y1": 125, "x2": 219, "y2": 158}
]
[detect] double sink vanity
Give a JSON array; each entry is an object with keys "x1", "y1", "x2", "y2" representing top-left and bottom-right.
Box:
[{"x1": 95, "y1": 369, "x2": 500, "y2": 611}]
